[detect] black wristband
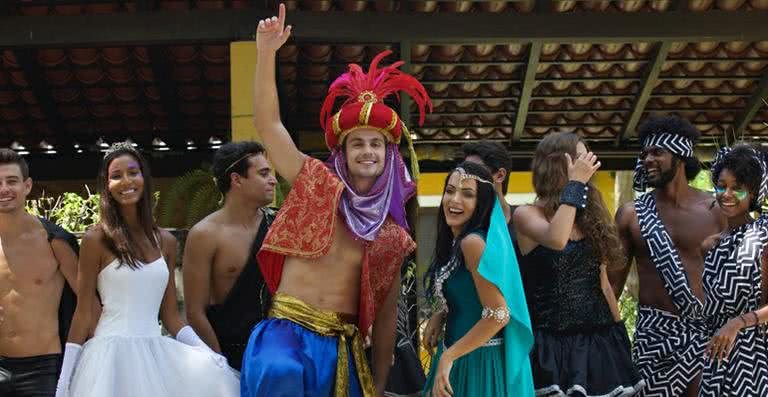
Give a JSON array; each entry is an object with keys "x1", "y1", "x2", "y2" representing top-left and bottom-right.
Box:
[{"x1": 560, "y1": 180, "x2": 589, "y2": 209}]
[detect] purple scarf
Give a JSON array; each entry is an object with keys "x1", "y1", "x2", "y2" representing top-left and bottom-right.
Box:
[{"x1": 326, "y1": 144, "x2": 416, "y2": 241}]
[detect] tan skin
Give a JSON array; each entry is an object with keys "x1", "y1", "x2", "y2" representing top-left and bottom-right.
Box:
[
  {"x1": 183, "y1": 154, "x2": 277, "y2": 352},
  {"x1": 701, "y1": 169, "x2": 768, "y2": 362},
  {"x1": 66, "y1": 155, "x2": 184, "y2": 346},
  {"x1": 613, "y1": 147, "x2": 725, "y2": 397},
  {"x1": 514, "y1": 144, "x2": 621, "y2": 321},
  {"x1": 423, "y1": 173, "x2": 509, "y2": 397},
  {"x1": 0, "y1": 164, "x2": 81, "y2": 357},
  {"x1": 254, "y1": 5, "x2": 399, "y2": 394}
]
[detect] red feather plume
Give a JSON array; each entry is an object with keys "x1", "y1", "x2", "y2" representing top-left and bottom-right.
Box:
[{"x1": 319, "y1": 50, "x2": 432, "y2": 132}]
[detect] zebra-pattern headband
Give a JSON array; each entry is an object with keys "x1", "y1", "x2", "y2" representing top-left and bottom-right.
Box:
[
  {"x1": 633, "y1": 133, "x2": 695, "y2": 192},
  {"x1": 642, "y1": 133, "x2": 694, "y2": 157}
]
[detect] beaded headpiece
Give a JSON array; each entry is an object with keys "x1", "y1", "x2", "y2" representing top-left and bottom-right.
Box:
[
  {"x1": 454, "y1": 167, "x2": 494, "y2": 187},
  {"x1": 104, "y1": 141, "x2": 140, "y2": 159}
]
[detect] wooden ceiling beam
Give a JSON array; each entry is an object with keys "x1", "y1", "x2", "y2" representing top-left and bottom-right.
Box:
[
  {"x1": 615, "y1": 41, "x2": 671, "y2": 147},
  {"x1": 0, "y1": 10, "x2": 766, "y2": 47},
  {"x1": 511, "y1": 42, "x2": 542, "y2": 143}
]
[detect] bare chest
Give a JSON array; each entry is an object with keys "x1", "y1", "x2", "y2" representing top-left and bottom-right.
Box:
[
  {"x1": 211, "y1": 227, "x2": 260, "y2": 278},
  {"x1": 283, "y1": 218, "x2": 364, "y2": 286},
  {"x1": 0, "y1": 236, "x2": 59, "y2": 294},
  {"x1": 656, "y1": 204, "x2": 719, "y2": 250}
]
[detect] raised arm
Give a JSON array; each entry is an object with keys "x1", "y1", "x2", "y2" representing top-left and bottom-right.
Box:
[
  {"x1": 611, "y1": 203, "x2": 636, "y2": 299},
  {"x1": 514, "y1": 151, "x2": 600, "y2": 251},
  {"x1": 182, "y1": 225, "x2": 221, "y2": 352},
  {"x1": 254, "y1": 3, "x2": 305, "y2": 184}
]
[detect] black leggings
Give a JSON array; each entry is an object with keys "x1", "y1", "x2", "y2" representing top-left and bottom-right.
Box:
[{"x1": 0, "y1": 354, "x2": 62, "y2": 397}]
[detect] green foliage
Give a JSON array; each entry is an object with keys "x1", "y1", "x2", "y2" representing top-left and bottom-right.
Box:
[
  {"x1": 689, "y1": 169, "x2": 714, "y2": 192},
  {"x1": 619, "y1": 289, "x2": 638, "y2": 343},
  {"x1": 157, "y1": 168, "x2": 293, "y2": 230},
  {"x1": 185, "y1": 182, "x2": 220, "y2": 228},
  {"x1": 25, "y1": 187, "x2": 100, "y2": 233},
  {"x1": 156, "y1": 169, "x2": 221, "y2": 229},
  {"x1": 274, "y1": 175, "x2": 291, "y2": 208}
]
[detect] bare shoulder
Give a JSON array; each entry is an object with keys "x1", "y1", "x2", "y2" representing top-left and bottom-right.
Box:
[
  {"x1": 79, "y1": 225, "x2": 109, "y2": 265},
  {"x1": 81, "y1": 225, "x2": 106, "y2": 246},
  {"x1": 690, "y1": 188, "x2": 716, "y2": 208},
  {"x1": 158, "y1": 228, "x2": 178, "y2": 249},
  {"x1": 460, "y1": 233, "x2": 486, "y2": 271},
  {"x1": 688, "y1": 188, "x2": 722, "y2": 222},
  {"x1": 615, "y1": 201, "x2": 637, "y2": 224},
  {"x1": 187, "y1": 211, "x2": 223, "y2": 237},
  {"x1": 19, "y1": 213, "x2": 48, "y2": 240},
  {"x1": 512, "y1": 204, "x2": 545, "y2": 222},
  {"x1": 460, "y1": 233, "x2": 486, "y2": 250}
]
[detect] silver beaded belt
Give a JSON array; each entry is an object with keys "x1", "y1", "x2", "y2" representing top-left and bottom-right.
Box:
[{"x1": 442, "y1": 337, "x2": 503, "y2": 350}]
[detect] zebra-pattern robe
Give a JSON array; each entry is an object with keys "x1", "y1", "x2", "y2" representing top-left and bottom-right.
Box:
[
  {"x1": 701, "y1": 215, "x2": 768, "y2": 396},
  {"x1": 633, "y1": 193, "x2": 708, "y2": 397}
]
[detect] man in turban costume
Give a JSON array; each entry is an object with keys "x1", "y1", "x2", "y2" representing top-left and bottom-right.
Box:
[{"x1": 240, "y1": 4, "x2": 431, "y2": 397}]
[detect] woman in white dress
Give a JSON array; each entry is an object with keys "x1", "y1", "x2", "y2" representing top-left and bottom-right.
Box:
[{"x1": 55, "y1": 142, "x2": 239, "y2": 397}]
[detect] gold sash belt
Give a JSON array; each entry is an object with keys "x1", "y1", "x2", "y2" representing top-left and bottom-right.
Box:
[{"x1": 268, "y1": 293, "x2": 375, "y2": 397}]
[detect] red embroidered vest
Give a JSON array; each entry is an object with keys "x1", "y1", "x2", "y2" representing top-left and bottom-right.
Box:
[{"x1": 258, "y1": 156, "x2": 416, "y2": 337}]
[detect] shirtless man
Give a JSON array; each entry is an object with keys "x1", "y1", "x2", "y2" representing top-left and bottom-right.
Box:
[
  {"x1": 239, "y1": 4, "x2": 424, "y2": 396},
  {"x1": 612, "y1": 116, "x2": 726, "y2": 397},
  {"x1": 183, "y1": 141, "x2": 276, "y2": 370},
  {"x1": 0, "y1": 149, "x2": 79, "y2": 396}
]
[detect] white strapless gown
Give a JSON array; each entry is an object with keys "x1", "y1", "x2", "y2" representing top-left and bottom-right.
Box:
[{"x1": 68, "y1": 257, "x2": 240, "y2": 396}]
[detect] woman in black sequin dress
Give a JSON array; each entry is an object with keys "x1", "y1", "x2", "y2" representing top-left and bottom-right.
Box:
[{"x1": 514, "y1": 132, "x2": 644, "y2": 396}]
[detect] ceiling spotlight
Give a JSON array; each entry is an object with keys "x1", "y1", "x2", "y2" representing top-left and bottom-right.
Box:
[
  {"x1": 40, "y1": 140, "x2": 56, "y2": 153},
  {"x1": 11, "y1": 141, "x2": 26, "y2": 151},
  {"x1": 410, "y1": 133, "x2": 418, "y2": 140},
  {"x1": 96, "y1": 137, "x2": 109, "y2": 149},
  {"x1": 152, "y1": 138, "x2": 170, "y2": 151},
  {"x1": 208, "y1": 136, "x2": 223, "y2": 145},
  {"x1": 96, "y1": 137, "x2": 110, "y2": 152},
  {"x1": 186, "y1": 139, "x2": 197, "y2": 150}
]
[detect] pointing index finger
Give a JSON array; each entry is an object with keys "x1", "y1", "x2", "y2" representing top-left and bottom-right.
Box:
[{"x1": 278, "y1": 3, "x2": 286, "y2": 29}]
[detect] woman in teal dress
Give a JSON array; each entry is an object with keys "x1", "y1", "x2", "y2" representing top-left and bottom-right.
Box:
[{"x1": 422, "y1": 162, "x2": 534, "y2": 397}]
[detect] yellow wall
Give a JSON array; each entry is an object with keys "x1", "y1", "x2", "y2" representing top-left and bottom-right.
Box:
[
  {"x1": 230, "y1": 41, "x2": 259, "y2": 143},
  {"x1": 418, "y1": 171, "x2": 616, "y2": 214}
]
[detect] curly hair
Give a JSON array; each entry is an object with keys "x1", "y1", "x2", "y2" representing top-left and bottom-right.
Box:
[
  {"x1": 638, "y1": 115, "x2": 701, "y2": 180},
  {"x1": 711, "y1": 143, "x2": 765, "y2": 211},
  {"x1": 531, "y1": 132, "x2": 624, "y2": 269}
]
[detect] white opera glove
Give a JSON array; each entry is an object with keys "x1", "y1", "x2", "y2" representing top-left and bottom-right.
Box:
[
  {"x1": 55, "y1": 343, "x2": 83, "y2": 397},
  {"x1": 175, "y1": 325, "x2": 229, "y2": 368}
]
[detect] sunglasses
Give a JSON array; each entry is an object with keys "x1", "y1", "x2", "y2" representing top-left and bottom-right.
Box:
[{"x1": 714, "y1": 186, "x2": 749, "y2": 201}]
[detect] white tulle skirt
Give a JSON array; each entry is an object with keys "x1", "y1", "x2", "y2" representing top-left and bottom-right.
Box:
[{"x1": 68, "y1": 335, "x2": 240, "y2": 397}]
